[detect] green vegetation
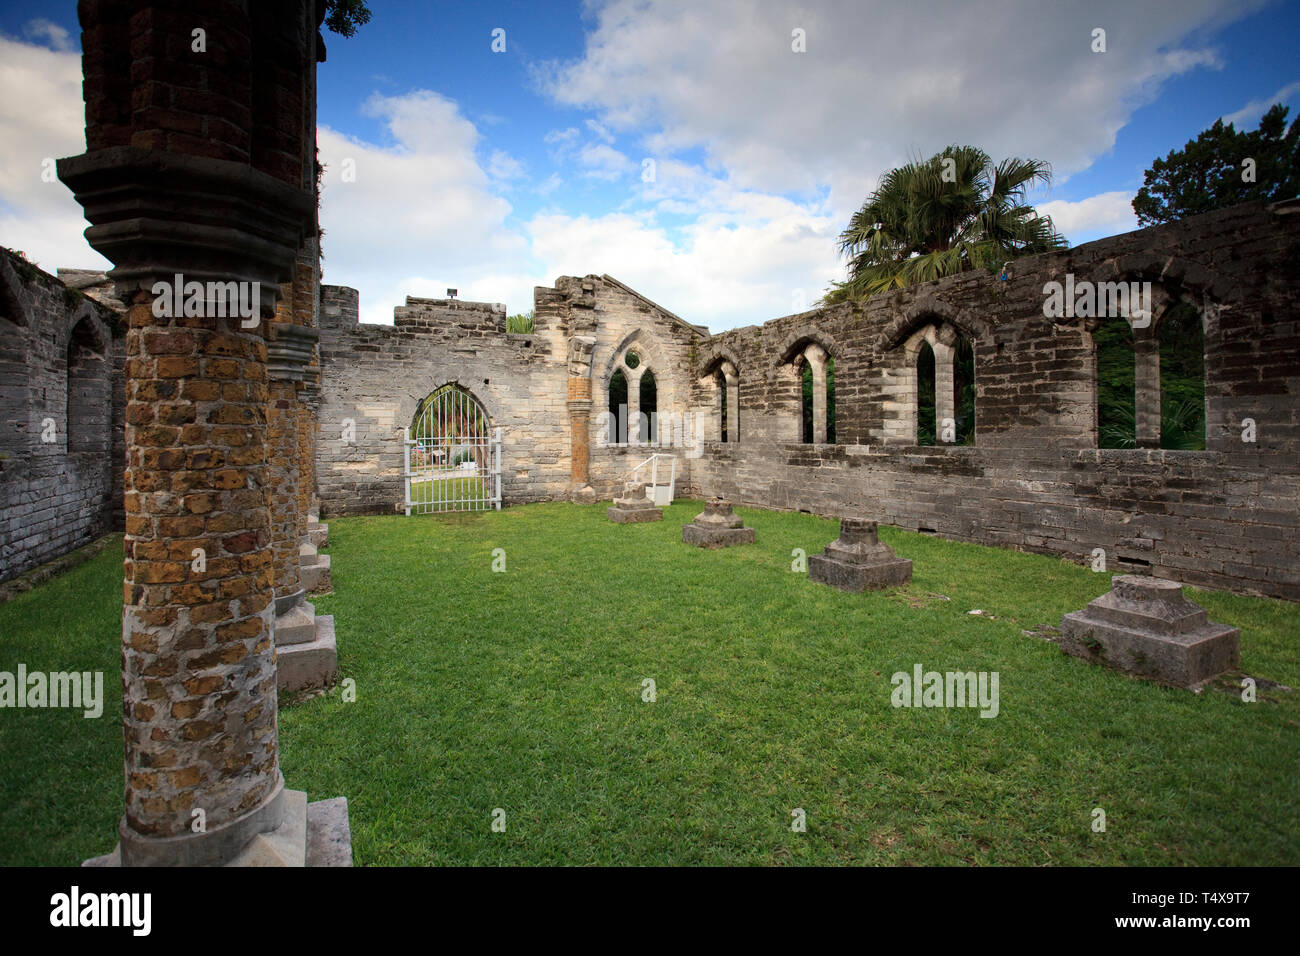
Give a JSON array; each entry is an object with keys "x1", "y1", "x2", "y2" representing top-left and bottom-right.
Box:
[
  {"x1": 1133, "y1": 104, "x2": 1300, "y2": 226},
  {"x1": 506, "y1": 311, "x2": 535, "y2": 334},
  {"x1": 3, "y1": 505, "x2": 1297, "y2": 865},
  {"x1": 826, "y1": 146, "x2": 1066, "y2": 303}
]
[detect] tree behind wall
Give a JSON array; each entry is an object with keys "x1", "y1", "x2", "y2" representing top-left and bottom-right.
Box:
[{"x1": 1132, "y1": 104, "x2": 1300, "y2": 226}]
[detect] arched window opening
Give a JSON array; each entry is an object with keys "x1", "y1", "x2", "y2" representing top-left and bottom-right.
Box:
[
  {"x1": 1095, "y1": 317, "x2": 1136, "y2": 448},
  {"x1": 1159, "y1": 301, "x2": 1205, "y2": 450},
  {"x1": 639, "y1": 369, "x2": 658, "y2": 443},
  {"x1": 66, "y1": 319, "x2": 108, "y2": 454},
  {"x1": 608, "y1": 369, "x2": 628, "y2": 444},
  {"x1": 917, "y1": 341, "x2": 937, "y2": 446}
]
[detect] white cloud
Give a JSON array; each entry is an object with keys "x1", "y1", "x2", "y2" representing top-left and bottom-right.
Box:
[
  {"x1": 1037, "y1": 191, "x2": 1139, "y2": 244},
  {"x1": 0, "y1": 35, "x2": 110, "y2": 274},
  {"x1": 1221, "y1": 80, "x2": 1300, "y2": 128},
  {"x1": 487, "y1": 149, "x2": 526, "y2": 181},
  {"x1": 23, "y1": 19, "x2": 74, "y2": 53},
  {"x1": 538, "y1": 0, "x2": 1264, "y2": 223},
  {"x1": 577, "y1": 143, "x2": 634, "y2": 180},
  {"x1": 318, "y1": 90, "x2": 533, "y2": 324}
]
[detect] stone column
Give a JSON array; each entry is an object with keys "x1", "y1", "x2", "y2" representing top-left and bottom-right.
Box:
[
  {"x1": 805, "y1": 344, "x2": 828, "y2": 444},
  {"x1": 111, "y1": 286, "x2": 283, "y2": 865},
  {"x1": 627, "y1": 371, "x2": 642, "y2": 445},
  {"x1": 721, "y1": 361, "x2": 739, "y2": 442},
  {"x1": 933, "y1": 341, "x2": 956, "y2": 442},
  {"x1": 567, "y1": 336, "x2": 596, "y2": 501},
  {"x1": 59, "y1": 0, "x2": 348, "y2": 867},
  {"x1": 1135, "y1": 332, "x2": 1161, "y2": 448}
]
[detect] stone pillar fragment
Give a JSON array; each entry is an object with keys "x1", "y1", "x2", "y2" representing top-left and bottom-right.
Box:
[
  {"x1": 1059, "y1": 575, "x2": 1239, "y2": 687},
  {"x1": 607, "y1": 481, "x2": 663, "y2": 523},
  {"x1": 808, "y1": 518, "x2": 912, "y2": 592},
  {"x1": 805, "y1": 344, "x2": 828, "y2": 444},
  {"x1": 682, "y1": 497, "x2": 754, "y2": 548}
]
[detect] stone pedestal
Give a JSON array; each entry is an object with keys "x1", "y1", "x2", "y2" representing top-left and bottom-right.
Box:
[
  {"x1": 682, "y1": 497, "x2": 754, "y2": 548},
  {"x1": 809, "y1": 518, "x2": 912, "y2": 591},
  {"x1": 607, "y1": 481, "x2": 663, "y2": 523},
  {"x1": 1059, "y1": 575, "x2": 1240, "y2": 687}
]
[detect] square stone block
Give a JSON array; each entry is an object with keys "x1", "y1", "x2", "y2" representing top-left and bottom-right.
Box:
[
  {"x1": 809, "y1": 553, "x2": 912, "y2": 592},
  {"x1": 682, "y1": 524, "x2": 755, "y2": 548},
  {"x1": 1058, "y1": 575, "x2": 1241, "y2": 688},
  {"x1": 607, "y1": 506, "x2": 663, "y2": 523}
]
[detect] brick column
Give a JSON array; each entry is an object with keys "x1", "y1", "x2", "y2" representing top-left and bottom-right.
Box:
[
  {"x1": 58, "y1": 0, "x2": 344, "y2": 866},
  {"x1": 118, "y1": 287, "x2": 283, "y2": 864},
  {"x1": 566, "y1": 336, "x2": 596, "y2": 501}
]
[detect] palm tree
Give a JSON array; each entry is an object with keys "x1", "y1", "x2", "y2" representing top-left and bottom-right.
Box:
[{"x1": 825, "y1": 146, "x2": 1067, "y2": 302}]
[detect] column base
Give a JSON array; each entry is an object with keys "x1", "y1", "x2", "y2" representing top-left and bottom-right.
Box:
[{"x1": 82, "y1": 789, "x2": 352, "y2": 867}]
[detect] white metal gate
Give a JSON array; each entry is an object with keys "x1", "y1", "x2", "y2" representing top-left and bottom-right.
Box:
[{"x1": 404, "y1": 384, "x2": 502, "y2": 515}]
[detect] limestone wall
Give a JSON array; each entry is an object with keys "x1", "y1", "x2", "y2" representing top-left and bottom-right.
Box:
[
  {"x1": 684, "y1": 201, "x2": 1300, "y2": 600},
  {"x1": 316, "y1": 288, "x2": 571, "y2": 514},
  {"x1": 0, "y1": 248, "x2": 125, "y2": 583}
]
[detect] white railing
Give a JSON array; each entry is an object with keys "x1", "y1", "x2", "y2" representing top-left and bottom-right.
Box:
[{"x1": 629, "y1": 453, "x2": 677, "y2": 506}]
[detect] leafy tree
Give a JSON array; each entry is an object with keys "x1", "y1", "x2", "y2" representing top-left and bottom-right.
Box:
[
  {"x1": 1132, "y1": 103, "x2": 1300, "y2": 226},
  {"x1": 506, "y1": 310, "x2": 535, "y2": 333},
  {"x1": 826, "y1": 145, "x2": 1066, "y2": 302},
  {"x1": 324, "y1": 0, "x2": 372, "y2": 38},
  {"x1": 800, "y1": 359, "x2": 835, "y2": 443}
]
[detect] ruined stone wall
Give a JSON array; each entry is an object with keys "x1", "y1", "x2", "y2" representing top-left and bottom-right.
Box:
[
  {"x1": 316, "y1": 287, "x2": 571, "y2": 514},
  {"x1": 0, "y1": 248, "x2": 124, "y2": 583},
  {"x1": 537, "y1": 275, "x2": 705, "y2": 499},
  {"x1": 685, "y1": 201, "x2": 1300, "y2": 600}
]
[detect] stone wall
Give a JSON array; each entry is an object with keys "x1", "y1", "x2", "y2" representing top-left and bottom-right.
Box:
[
  {"x1": 684, "y1": 201, "x2": 1300, "y2": 600},
  {"x1": 0, "y1": 248, "x2": 125, "y2": 583},
  {"x1": 316, "y1": 274, "x2": 706, "y2": 515}
]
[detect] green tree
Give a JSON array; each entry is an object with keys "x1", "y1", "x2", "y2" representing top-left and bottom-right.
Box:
[
  {"x1": 324, "y1": 0, "x2": 372, "y2": 38},
  {"x1": 826, "y1": 145, "x2": 1066, "y2": 302},
  {"x1": 506, "y1": 310, "x2": 535, "y2": 333},
  {"x1": 1132, "y1": 103, "x2": 1300, "y2": 226}
]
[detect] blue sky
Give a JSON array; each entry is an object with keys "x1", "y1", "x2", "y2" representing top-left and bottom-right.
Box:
[{"x1": 1, "y1": 0, "x2": 1297, "y2": 330}]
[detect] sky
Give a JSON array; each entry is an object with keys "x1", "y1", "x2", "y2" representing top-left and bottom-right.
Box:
[{"x1": 1, "y1": 0, "x2": 1297, "y2": 331}]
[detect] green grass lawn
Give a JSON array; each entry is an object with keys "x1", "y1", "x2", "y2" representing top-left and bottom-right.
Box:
[
  {"x1": 2, "y1": 500, "x2": 1297, "y2": 865},
  {"x1": 407, "y1": 474, "x2": 494, "y2": 510}
]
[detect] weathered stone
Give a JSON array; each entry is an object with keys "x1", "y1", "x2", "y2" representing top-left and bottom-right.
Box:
[
  {"x1": 809, "y1": 518, "x2": 912, "y2": 591},
  {"x1": 682, "y1": 497, "x2": 755, "y2": 548},
  {"x1": 1059, "y1": 574, "x2": 1240, "y2": 687},
  {"x1": 608, "y1": 481, "x2": 664, "y2": 523}
]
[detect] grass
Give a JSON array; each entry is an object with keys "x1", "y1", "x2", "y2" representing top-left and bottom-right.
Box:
[
  {"x1": 1, "y1": 501, "x2": 1297, "y2": 866},
  {"x1": 407, "y1": 474, "x2": 493, "y2": 509}
]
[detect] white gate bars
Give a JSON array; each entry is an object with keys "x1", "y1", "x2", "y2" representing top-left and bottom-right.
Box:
[{"x1": 404, "y1": 384, "x2": 502, "y2": 515}]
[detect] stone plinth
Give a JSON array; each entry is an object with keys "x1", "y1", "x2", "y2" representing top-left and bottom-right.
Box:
[
  {"x1": 1059, "y1": 575, "x2": 1240, "y2": 687},
  {"x1": 809, "y1": 518, "x2": 912, "y2": 591},
  {"x1": 608, "y1": 482, "x2": 663, "y2": 523},
  {"x1": 682, "y1": 497, "x2": 754, "y2": 548}
]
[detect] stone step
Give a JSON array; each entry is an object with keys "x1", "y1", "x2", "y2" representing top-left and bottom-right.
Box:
[
  {"x1": 301, "y1": 554, "x2": 332, "y2": 594},
  {"x1": 308, "y1": 522, "x2": 329, "y2": 549},
  {"x1": 229, "y1": 788, "x2": 307, "y2": 867},
  {"x1": 306, "y1": 796, "x2": 352, "y2": 867},
  {"x1": 274, "y1": 600, "x2": 317, "y2": 646},
  {"x1": 277, "y1": 614, "x2": 338, "y2": 692}
]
